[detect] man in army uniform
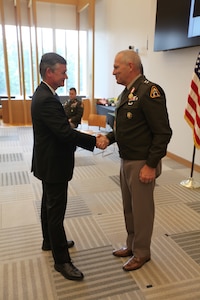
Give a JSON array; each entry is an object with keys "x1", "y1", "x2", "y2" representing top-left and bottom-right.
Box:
[
  {"x1": 98, "y1": 50, "x2": 172, "y2": 271},
  {"x1": 64, "y1": 87, "x2": 83, "y2": 128}
]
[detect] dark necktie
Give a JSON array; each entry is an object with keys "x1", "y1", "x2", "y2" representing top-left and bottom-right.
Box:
[
  {"x1": 116, "y1": 87, "x2": 128, "y2": 109},
  {"x1": 120, "y1": 87, "x2": 128, "y2": 103},
  {"x1": 122, "y1": 87, "x2": 128, "y2": 98},
  {"x1": 55, "y1": 93, "x2": 60, "y2": 102}
]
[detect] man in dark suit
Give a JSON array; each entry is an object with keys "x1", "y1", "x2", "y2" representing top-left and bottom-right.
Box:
[{"x1": 31, "y1": 52, "x2": 102, "y2": 281}]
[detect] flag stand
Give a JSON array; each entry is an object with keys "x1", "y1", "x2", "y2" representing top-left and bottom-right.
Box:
[{"x1": 180, "y1": 146, "x2": 200, "y2": 189}]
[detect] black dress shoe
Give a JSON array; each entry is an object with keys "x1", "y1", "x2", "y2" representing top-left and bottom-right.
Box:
[
  {"x1": 42, "y1": 240, "x2": 75, "y2": 251},
  {"x1": 54, "y1": 262, "x2": 84, "y2": 281},
  {"x1": 67, "y1": 240, "x2": 75, "y2": 248}
]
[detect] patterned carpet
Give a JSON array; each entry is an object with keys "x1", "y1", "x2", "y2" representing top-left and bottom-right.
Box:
[{"x1": 0, "y1": 125, "x2": 200, "y2": 300}]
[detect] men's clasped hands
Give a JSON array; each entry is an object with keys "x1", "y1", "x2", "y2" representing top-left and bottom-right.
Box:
[{"x1": 96, "y1": 134, "x2": 110, "y2": 150}]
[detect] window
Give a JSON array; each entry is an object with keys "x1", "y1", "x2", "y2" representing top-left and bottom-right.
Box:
[
  {"x1": 22, "y1": 26, "x2": 32, "y2": 97},
  {"x1": 0, "y1": 25, "x2": 87, "y2": 97},
  {"x1": 0, "y1": 27, "x2": 6, "y2": 95},
  {"x1": 79, "y1": 30, "x2": 87, "y2": 95},
  {"x1": 5, "y1": 25, "x2": 20, "y2": 96}
]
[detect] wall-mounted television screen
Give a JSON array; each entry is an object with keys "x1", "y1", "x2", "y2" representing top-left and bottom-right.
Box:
[{"x1": 154, "y1": 0, "x2": 200, "y2": 51}]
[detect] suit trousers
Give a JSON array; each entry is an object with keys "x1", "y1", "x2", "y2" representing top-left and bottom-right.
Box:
[
  {"x1": 120, "y1": 159, "x2": 155, "y2": 258},
  {"x1": 41, "y1": 181, "x2": 71, "y2": 264}
]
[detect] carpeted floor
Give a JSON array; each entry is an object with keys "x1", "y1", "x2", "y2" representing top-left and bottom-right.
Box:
[{"x1": 0, "y1": 124, "x2": 200, "y2": 300}]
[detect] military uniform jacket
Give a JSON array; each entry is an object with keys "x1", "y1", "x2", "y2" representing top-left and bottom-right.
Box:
[
  {"x1": 64, "y1": 99, "x2": 83, "y2": 127},
  {"x1": 107, "y1": 75, "x2": 172, "y2": 168},
  {"x1": 31, "y1": 82, "x2": 96, "y2": 183}
]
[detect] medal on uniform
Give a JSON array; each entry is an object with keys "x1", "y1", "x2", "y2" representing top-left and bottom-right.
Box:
[
  {"x1": 128, "y1": 87, "x2": 135, "y2": 100},
  {"x1": 128, "y1": 93, "x2": 134, "y2": 100},
  {"x1": 128, "y1": 87, "x2": 138, "y2": 105}
]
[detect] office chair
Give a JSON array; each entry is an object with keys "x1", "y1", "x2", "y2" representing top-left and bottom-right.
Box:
[{"x1": 88, "y1": 114, "x2": 107, "y2": 130}]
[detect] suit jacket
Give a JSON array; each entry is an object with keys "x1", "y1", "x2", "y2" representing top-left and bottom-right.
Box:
[{"x1": 31, "y1": 82, "x2": 96, "y2": 183}]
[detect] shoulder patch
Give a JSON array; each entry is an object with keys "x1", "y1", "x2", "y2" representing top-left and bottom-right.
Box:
[{"x1": 150, "y1": 86, "x2": 161, "y2": 98}]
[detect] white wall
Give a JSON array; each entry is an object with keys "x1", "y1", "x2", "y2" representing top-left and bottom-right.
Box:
[{"x1": 94, "y1": 0, "x2": 200, "y2": 166}]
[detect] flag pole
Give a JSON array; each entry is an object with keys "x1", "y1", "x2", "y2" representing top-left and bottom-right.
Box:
[
  {"x1": 180, "y1": 145, "x2": 200, "y2": 189},
  {"x1": 190, "y1": 145, "x2": 196, "y2": 178}
]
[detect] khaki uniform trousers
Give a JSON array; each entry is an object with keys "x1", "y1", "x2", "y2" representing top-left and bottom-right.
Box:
[{"x1": 120, "y1": 159, "x2": 155, "y2": 258}]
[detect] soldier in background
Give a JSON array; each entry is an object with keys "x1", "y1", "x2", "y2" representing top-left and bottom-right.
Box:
[{"x1": 64, "y1": 87, "x2": 83, "y2": 128}]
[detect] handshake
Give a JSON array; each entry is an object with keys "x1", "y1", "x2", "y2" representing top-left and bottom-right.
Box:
[{"x1": 96, "y1": 134, "x2": 110, "y2": 150}]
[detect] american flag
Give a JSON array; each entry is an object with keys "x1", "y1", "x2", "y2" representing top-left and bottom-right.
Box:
[{"x1": 184, "y1": 52, "x2": 200, "y2": 149}]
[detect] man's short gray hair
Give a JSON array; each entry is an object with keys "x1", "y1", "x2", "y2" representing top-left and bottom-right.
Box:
[
  {"x1": 39, "y1": 52, "x2": 67, "y2": 79},
  {"x1": 117, "y1": 50, "x2": 142, "y2": 72}
]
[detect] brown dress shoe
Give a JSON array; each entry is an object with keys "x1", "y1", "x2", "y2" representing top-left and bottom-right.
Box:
[
  {"x1": 123, "y1": 256, "x2": 150, "y2": 271},
  {"x1": 113, "y1": 247, "x2": 133, "y2": 257}
]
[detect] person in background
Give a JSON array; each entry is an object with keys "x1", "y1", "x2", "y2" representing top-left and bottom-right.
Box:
[
  {"x1": 98, "y1": 50, "x2": 172, "y2": 271},
  {"x1": 31, "y1": 52, "x2": 104, "y2": 281},
  {"x1": 63, "y1": 87, "x2": 83, "y2": 128}
]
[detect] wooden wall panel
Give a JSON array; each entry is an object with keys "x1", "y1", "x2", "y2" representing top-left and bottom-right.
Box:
[
  {"x1": 2, "y1": 100, "x2": 32, "y2": 125},
  {"x1": 25, "y1": 100, "x2": 32, "y2": 125},
  {"x1": 2, "y1": 100, "x2": 9, "y2": 123}
]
